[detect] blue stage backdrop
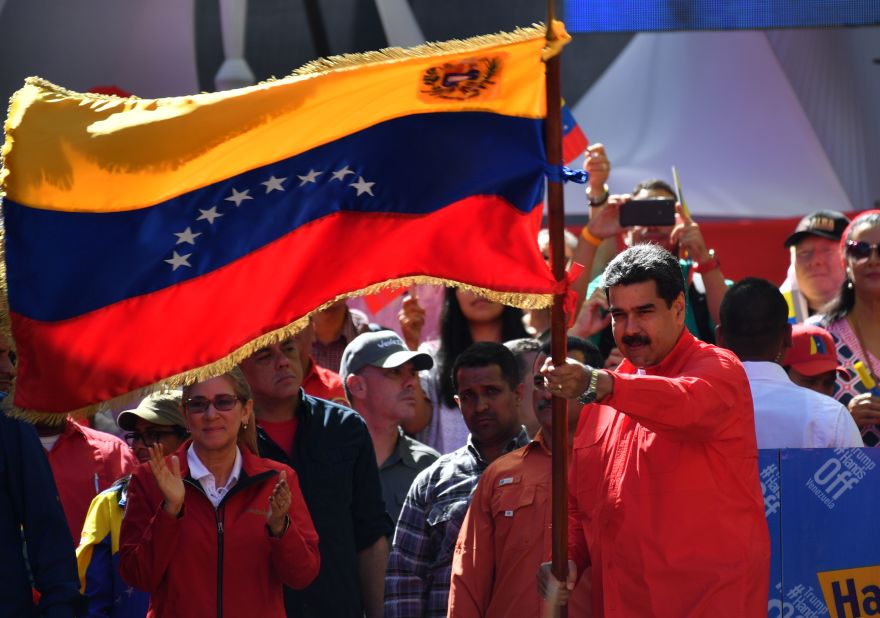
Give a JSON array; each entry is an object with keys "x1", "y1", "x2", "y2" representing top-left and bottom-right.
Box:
[
  {"x1": 564, "y1": 1, "x2": 880, "y2": 32},
  {"x1": 760, "y1": 448, "x2": 880, "y2": 618}
]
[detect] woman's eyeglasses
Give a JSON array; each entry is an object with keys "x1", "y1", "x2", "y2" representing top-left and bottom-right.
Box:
[
  {"x1": 845, "y1": 240, "x2": 880, "y2": 261},
  {"x1": 184, "y1": 394, "x2": 241, "y2": 414},
  {"x1": 124, "y1": 430, "x2": 181, "y2": 447}
]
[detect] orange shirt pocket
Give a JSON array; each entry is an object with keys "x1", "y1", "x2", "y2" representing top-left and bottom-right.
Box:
[{"x1": 490, "y1": 479, "x2": 542, "y2": 552}]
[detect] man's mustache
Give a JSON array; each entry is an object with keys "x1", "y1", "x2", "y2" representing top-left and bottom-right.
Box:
[{"x1": 622, "y1": 334, "x2": 651, "y2": 347}]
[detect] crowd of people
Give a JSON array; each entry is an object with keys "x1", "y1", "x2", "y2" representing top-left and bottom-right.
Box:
[{"x1": 3, "y1": 143, "x2": 879, "y2": 617}]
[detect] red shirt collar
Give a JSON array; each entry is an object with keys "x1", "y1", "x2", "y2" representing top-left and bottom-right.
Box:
[{"x1": 617, "y1": 327, "x2": 696, "y2": 376}]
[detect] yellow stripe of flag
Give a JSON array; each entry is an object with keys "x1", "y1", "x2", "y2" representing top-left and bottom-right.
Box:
[{"x1": 2, "y1": 23, "x2": 565, "y2": 213}]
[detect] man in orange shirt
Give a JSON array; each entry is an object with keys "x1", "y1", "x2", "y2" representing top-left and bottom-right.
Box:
[
  {"x1": 448, "y1": 349, "x2": 591, "y2": 617},
  {"x1": 540, "y1": 244, "x2": 769, "y2": 617}
]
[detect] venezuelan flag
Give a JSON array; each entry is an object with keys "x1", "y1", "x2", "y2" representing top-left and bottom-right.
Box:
[{"x1": 1, "y1": 23, "x2": 575, "y2": 417}]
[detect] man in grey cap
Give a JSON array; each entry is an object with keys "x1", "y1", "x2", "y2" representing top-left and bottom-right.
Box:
[
  {"x1": 781, "y1": 209, "x2": 849, "y2": 322},
  {"x1": 76, "y1": 391, "x2": 188, "y2": 617},
  {"x1": 117, "y1": 390, "x2": 189, "y2": 464},
  {"x1": 340, "y1": 331, "x2": 438, "y2": 524}
]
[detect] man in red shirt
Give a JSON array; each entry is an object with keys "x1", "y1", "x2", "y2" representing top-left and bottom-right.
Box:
[
  {"x1": 293, "y1": 319, "x2": 347, "y2": 404},
  {"x1": 540, "y1": 243, "x2": 769, "y2": 617},
  {"x1": 36, "y1": 418, "x2": 137, "y2": 543}
]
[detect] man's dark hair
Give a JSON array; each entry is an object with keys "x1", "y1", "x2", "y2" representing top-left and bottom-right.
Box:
[
  {"x1": 632, "y1": 178, "x2": 676, "y2": 197},
  {"x1": 504, "y1": 338, "x2": 542, "y2": 382},
  {"x1": 438, "y1": 288, "x2": 529, "y2": 406},
  {"x1": 603, "y1": 244, "x2": 685, "y2": 307},
  {"x1": 452, "y1": 342, "x2": 520, "y2": 395},
  {"x1": 719, "y1": 277, "x2": 789, "y2": 360},
  {"x1": 541, "y1": 336, "x2": 603, "y2": 368}
]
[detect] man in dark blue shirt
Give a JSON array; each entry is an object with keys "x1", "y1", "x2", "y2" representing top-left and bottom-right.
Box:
[
  {"x1": 241, "y1": 337, "x2": 391, "y2": 618},
  {"x1": 0, "y1": 339, "x2": 80, "y2": 617}
]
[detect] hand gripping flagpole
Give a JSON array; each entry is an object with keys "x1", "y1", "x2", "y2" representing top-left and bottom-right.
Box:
[{"x1": 544, "y1": 5, "x2": 570, "y2": 618}]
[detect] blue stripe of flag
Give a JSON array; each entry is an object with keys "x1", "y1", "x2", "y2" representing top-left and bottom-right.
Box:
[{"x1": 4, "y1": 112, "x2": 546, "y2": 321}]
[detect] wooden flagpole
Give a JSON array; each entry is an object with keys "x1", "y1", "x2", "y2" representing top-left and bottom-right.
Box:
[{"x1": 544, "y1": 3, "x2": 570, "y2": 616}]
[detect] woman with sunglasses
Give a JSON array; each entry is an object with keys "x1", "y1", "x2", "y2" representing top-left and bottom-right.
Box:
[
  {"x1": 813, "y1": 210, "x2": 880, "y2": 446},
  {"x1": 77, "y1": 390, "x2": 189, "y2": 617},
  {"x1": 119, "y1": 368, "x2": 320, "y2": 617}
]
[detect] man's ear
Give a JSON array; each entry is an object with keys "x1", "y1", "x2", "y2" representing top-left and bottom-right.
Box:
[
  {"x1": 673, "y1": 291, "x2": 686, "y2": 323},
  {"x1": 346, "y1": 374, "x2": 366, "y2": 400},
  {"x1": 782, "y1": 323, "x2": 793, "y2": 351}
]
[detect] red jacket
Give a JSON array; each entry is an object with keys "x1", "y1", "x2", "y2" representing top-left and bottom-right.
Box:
[
  {"x1": 570, "y1": 330, "x2": 769, "y2": 617},
  {"x1": 119, "y1": 443, "x2": 319, "y2": 617}
]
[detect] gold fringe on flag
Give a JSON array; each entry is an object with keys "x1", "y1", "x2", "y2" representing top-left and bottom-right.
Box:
[{"x1": 6, "y1": 277, "x2": 552, "y2": 424}]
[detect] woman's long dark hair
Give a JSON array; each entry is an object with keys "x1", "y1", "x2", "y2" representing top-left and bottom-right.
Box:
[
  {"x1": 437, "y1": 288, "x2": 529, "y2": 407},
  {"x1": 824, "y1": 212, "x2": 880, "y2": 323}
]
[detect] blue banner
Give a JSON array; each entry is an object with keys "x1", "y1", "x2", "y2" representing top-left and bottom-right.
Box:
[
  {"x1": 759, "y1": 450, "x2": 783, "y2": 615},
  {"x1": 761, "y1": 448, "x2": 880, "y2": 618},
  {"x1": 564, "y1": 1, "x2": 880, "y2": 33}
]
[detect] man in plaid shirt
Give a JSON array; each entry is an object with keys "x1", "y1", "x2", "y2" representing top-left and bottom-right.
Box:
[{"x1": 385, "y1": 342, "x2": 530, "y2": 617}]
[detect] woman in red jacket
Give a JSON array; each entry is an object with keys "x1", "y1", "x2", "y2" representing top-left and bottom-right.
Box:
[{"x1": 119, "y1": 368, "x2": 319, "y2": 617}]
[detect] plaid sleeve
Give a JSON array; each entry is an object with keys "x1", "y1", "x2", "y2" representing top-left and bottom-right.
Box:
[{"x1": 385, "y1": 476, "x2": 433, "y2": 618}]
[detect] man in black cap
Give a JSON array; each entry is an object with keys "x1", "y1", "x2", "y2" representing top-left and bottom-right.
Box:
[
  {"x1": 340, "y1": 331, "x2": 438, "y2": 524},
  {"x1": 781, "y1": 210, "x2": 849, "y2": 322}
]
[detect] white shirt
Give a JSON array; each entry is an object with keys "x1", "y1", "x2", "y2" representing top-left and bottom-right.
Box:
[
  {"x1": 742, "y1": 361, "x2": 863, "y2": 449},
  {"x1": 187, "y1": 444, "x2": 242, "y2": 508}
]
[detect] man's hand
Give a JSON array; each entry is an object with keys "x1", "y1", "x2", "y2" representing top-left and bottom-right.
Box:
[
  {"x1": 670, "y1": 203, "x2": 710, "y2": 263},
  {"x1": 585, "y1": 194, "x2": 628, "y2": 241},
  {"x1": 537, "y1": 560, "x2": 578, "y2": 606},
  {"x1": 570, "y1": 293, "x2": 611, "y2": 339},
  {"x1": 541, "y1": 357, "x2": 614, "y2": 402},
  {"x1": 398, "y1": 291, "x2": 426, "y2": 351},
  {"x1": 540, "y1": 357, "x2": 592, "y2": 400},
  {"x1": 848, "y1": 393, "x2": 880, "y2": 428},
  {"x1": 584, "y1": 143, "x2": 610, "y2": 198},
  {"x1": 604, "y1": 347, "x2": 625, "y2": 369}
]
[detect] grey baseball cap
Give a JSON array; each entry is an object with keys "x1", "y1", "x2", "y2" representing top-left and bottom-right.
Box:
[
  {"x1": 340, "y1": 331, "x2": 433, "y2": 382},
  {"x1": 117, "y1": 390, "x2": 186, "y2": 431}
]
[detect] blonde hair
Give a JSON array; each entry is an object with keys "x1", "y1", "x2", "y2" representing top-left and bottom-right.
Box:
[{"x1": 181, "y1": 367, "x2": 257, "y2": 454}]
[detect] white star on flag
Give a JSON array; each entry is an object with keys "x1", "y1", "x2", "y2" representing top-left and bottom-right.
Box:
[
  {"x1": 196, "y1": 206, "x2": 223, "y2": 224},
  {"x1": 225, "y1": 188, "x2": 253, "y2": 207},
  {"x1": 298, "y1": 169, "x2": 323, "y2": 186},
  {"x1": 331, "y1": 166, "x2": 355, "y2": 181},
  {"x1": 165, "y1": 251, "x2": 192, "y2": 271},
  {"x1": 261, "y1": 175, "x2": 287, "y2": 193},
  {"x1": 174, "y1": 227, "x2": 201, "y2": 245},
  {"x1": 350, "y1": 176, "x2": 375, "y2": 196}
]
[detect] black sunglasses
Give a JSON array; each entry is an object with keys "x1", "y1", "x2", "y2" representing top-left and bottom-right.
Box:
[
  {"x1": 184, "y1": 394, "x2": 242, "y2": 414},
  {"x1": 845, "y1": 240, "x2": 880, "y2": 261},
  {"x1": 124, "y1": 430, "x2": 181, "y2": 447}
]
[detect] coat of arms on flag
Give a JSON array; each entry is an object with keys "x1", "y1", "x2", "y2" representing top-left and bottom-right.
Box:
[{"x1": 0, "y1": 21, "x2": 583, "y2": 419}]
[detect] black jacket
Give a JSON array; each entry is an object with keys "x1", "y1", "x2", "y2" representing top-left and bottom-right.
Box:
[{"x1": 257, "y1": 391, "x2": 392, "y2": 618}]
